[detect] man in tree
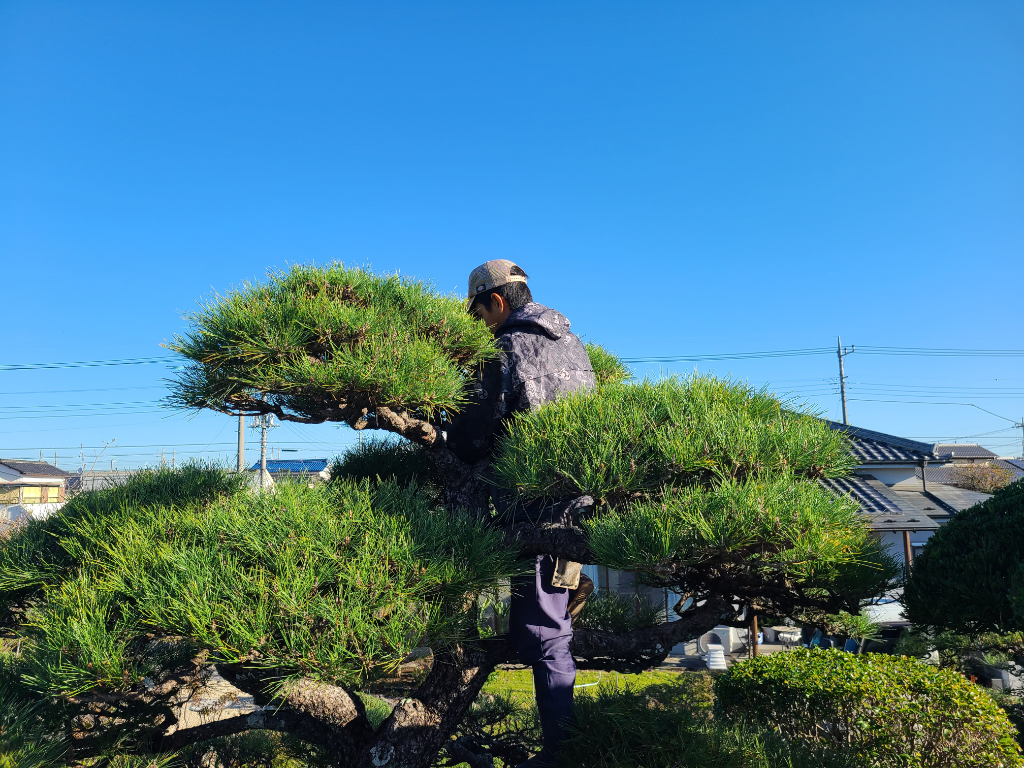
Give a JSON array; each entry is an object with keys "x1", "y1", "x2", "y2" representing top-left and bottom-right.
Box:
[{"x1": 446, "y1": 259, "x2": 596, "y2": 767}]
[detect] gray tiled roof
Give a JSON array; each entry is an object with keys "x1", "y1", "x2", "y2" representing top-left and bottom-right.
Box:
[
  {"x1": 0, "y1": 459, "x2": 70, "y2": 478},
  {"x1": 926, "y1": 485, "x2": 994, "y2": 512},
  {"x1": 914, "y1": 460, "x2": 1024, "y2": 485},
  {"x1": 891, "y1": 490, "x2": 957, "y2": 521},
  {"x1": 826, "y1": 422, "x2": 951, "y2": 464},
  {"x1": 1004, "y1": 459, "x2": 1024, "y2": 472},
  {"x1": 820, "y1": 475, "x2": 939, "y2": 531},
  {"x1": 933, "y1": 443, "x2": 998, "y2": 460}
]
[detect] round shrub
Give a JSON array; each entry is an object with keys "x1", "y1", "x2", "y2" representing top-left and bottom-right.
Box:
[
  {"x1": 905, "y1": 478, "x2": 1024, "y2": 634},
  {"x1": 715, "y1": 648, "x2": 1022, "y2": 768}
]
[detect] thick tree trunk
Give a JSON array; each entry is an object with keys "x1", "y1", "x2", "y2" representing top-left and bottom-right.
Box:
[
  {"x1": 352, "y1": 643, "x2": 503, "y2": 768},
  {"x1": 428, "y1": 444, "x2": 492, "y2": 517}
]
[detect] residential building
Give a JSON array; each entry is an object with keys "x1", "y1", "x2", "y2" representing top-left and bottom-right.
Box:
[
  {"x1": 910, "y1": 444, "x2": 1024, "y2": 487},
  {"x1": 66, "y1": 469, "x2": 133, "y2": 493},
  {"x1": 0, "y1": 459, "x2": 71, "y2": 533}
]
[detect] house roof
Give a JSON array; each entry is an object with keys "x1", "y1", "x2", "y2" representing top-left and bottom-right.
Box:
[
  {"x1": 914, "y1": 460, "x2": 1024, "y2": 486},
  {"x1": 932, "y1": 443, "x2": 998, "y2": 460},
  {"x1": 825, "y1": 422, "x2": 951, "y2": 464},
  {"x1": 926, "y1": 485, "x2": 993, "y2": 512},
  {"x1": 1004, "y1": 459, "x2": 1024, "y2": 472},
  {"x1": 0, "y1": 459, "x2": 71, "y2": 478},
  {"x1": 819, "y1": 475, "x2": 939, "y2": 531},
  {"x1": 250, "y1": 458, "x2": 329, "y2": 474}
]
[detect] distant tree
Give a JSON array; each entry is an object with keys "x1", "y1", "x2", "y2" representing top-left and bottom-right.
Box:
[
  {"x1": 950, "y1": 463, "x2": 1016, "y2": 494},
  {"x1": 0, "y1": 264, "x2": 897, "y2": 767}
]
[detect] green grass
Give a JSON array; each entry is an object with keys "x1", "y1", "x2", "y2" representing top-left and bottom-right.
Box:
[{"x1": 481, "y1": 666, "x2": 682, "y2": 705}]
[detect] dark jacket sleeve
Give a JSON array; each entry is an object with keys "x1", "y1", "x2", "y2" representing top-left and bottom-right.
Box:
[{"x1": 444, "y1": 356, "x2": 507, "y2": 465}]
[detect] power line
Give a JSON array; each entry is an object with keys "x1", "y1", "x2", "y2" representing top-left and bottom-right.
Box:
[
  {"x1": 623, "y1": 345, "x2": 1024, "y2": 364},
  {"x1": 0, "y1": 356, "x2": 175, "y2": 372},
  {"x1": 846, "y1": 399, "x2": 1019, "y2": 423},
  {"x1": 855, "y1": 346, "x2": 1024, "y2": 357},
  {"x1": 0, "y1": 386, "x2": 164, "y2": 396}
]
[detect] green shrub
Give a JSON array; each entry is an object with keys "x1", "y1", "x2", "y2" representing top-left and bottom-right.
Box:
[
  {"x1": 558, "y1": 675, "x2": 856, "y2": 768},
  {"x1": 905, "y1": 478, "x2": 1024, "y2": 634},
  {"x1": 715, "y1": 648, "x2": 1023, "y2": 768}
]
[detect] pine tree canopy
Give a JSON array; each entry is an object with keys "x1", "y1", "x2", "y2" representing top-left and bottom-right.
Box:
[
  {"x1": 0, "y1": 265, "x2": 900, "y2": 767},
  {"x1": 166, "y1": 264, "x2": 496, "y2": 444}
]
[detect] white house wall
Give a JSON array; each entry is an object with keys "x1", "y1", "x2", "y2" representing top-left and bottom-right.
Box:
[
  {"x1": 1, "y1": 502, "x2": 63, "y2": 524},
  {"x1": 864, "y1": 467, "x2": 919, "y2": 486}
]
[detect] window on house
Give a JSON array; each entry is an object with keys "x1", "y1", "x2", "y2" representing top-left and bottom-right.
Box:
[
  {"x1": 44, "y1": 486, "x2": 61, "y2": 503},
  {"x1": 20, "y1": 487, "x2": 42, "y2": 503},
  {"x1": 0, "y1": 487, "x2": 18, "y2": 505}
]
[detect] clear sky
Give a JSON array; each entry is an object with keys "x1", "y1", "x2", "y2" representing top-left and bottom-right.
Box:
[{"x1": 1, "y1": 1, "x2": 1022, "y2": 470}]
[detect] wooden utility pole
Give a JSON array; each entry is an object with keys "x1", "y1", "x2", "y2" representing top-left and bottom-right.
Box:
[
  {"x1": 837, "y1": 336, "x2": 854, "y2": 425},
  {"x1": 751, "y1": 615, "x2": 759, "y2": 657}
]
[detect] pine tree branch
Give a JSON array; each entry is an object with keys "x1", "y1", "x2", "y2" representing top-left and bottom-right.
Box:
[
  {"x1": 569, "y1": 598, "x2": 733, "y2": 672},
  {"x1": 502, "y1": 520, "x2": 592, "y2": 562},
  {"x1": 158, "y1": 710, "x2": 301, "y2": 751},
  {"x1": 215, "y1": 665, "x2": 372, "y2": 763}
]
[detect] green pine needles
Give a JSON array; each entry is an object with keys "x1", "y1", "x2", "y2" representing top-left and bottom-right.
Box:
[
  {"x1": 492, "y1": 376, "x2": 856, "y2": 503},
  {"x1": 0, "y1": 466, "x2": 515, "y2": 700},
  {"x1": 492, "y1": 375, "x2": 890, "y2": 616},
  {"x1": 166, "y1": 263, "x2": 496, "y2": 430},
  {"x1": 0, "y1": 265, "x2": 918, "y2": 766}
]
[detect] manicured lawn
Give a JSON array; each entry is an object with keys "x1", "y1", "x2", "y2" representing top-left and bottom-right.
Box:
[{"x1": 482, "y1": 666, "x2": 683, "y2": 704}]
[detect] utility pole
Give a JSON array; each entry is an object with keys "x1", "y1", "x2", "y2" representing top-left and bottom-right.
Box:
[
  {"x1": 249, "y1": 412, "x2": 277, "y2": 490},
  {"x1": 237, "y1": 414, "x2": 245, "y2": 472},
  {"x1": 837, "y1": 336, "x2": 855, "y2": 425}
]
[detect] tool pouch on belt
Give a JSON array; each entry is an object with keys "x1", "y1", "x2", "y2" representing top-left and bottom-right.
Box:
[{"x1": 551, "y1": 558, "x2": 582, "y2": 590}]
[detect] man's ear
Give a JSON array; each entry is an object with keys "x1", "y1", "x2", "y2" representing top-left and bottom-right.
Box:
[{"x1": 491, "y1": 293, "x2": 508, "y2": 313}]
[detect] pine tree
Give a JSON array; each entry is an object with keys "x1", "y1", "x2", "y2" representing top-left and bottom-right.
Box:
[{"x1": 0, "y1": 264, "x2": 897, "y2": 767}]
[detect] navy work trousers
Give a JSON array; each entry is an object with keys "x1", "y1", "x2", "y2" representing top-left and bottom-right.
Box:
[{"x1": 509, "y1": 554, "x2": 576, "y2": 755}]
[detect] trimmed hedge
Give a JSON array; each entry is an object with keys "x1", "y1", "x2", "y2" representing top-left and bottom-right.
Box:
[
  {"x1": 558, "y1": 675, "x2": 858, "y2": 768},
  {"x1": 715, "y1": 648, "x2": 1022, "y2": 768},
  {"x1": 905, "y1": 478, "x2": 1024, "y2": 633}
]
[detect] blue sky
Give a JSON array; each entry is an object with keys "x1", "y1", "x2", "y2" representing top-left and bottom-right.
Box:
[{"x1": 1, "y1": 1, "x2": 1022, "y2": 470}]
